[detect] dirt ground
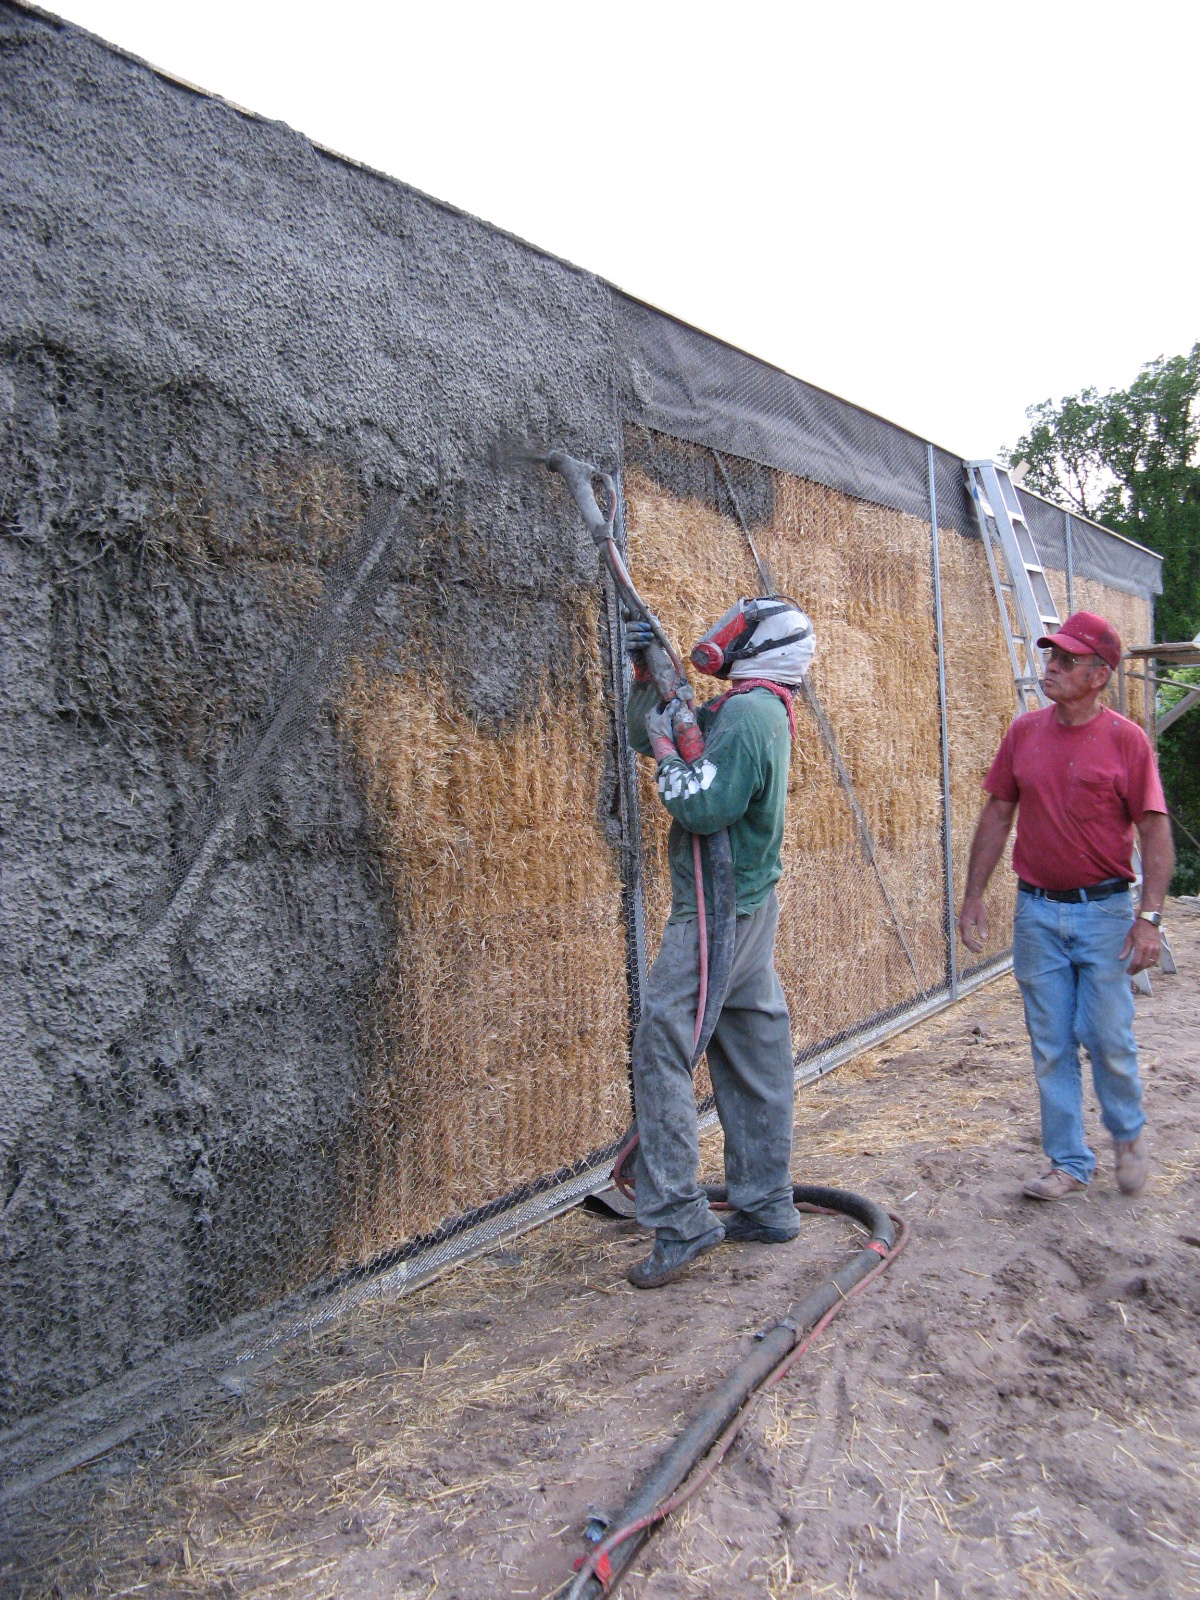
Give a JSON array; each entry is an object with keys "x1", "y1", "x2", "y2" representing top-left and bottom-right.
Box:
[{"x1": 4, "y1": 905, "x2": 1199, "y2": 1600}]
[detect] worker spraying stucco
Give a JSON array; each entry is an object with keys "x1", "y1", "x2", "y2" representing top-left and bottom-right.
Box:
[
  {"x1": 531, "y1": 455, "x2": 907, "y2": 1596},
  {"x1": 538, "y1": 451, "x2": 819, "y2": 1300}
]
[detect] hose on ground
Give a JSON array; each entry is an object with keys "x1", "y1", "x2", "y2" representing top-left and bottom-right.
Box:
[{"x1": 552, "y1": 1185, "x2": 907, "y2": 1600}]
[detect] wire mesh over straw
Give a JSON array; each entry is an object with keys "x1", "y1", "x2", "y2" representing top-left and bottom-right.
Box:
[
  {"x1": 623, "y1": 447, "x2": 949, "y2": 1082},
  {"x1": 334, "y1": 622, "x2": 631, "y2": 1267},
  {"x1": 325, "y1": 439, "x2": 1151, "y2": 1276},
  {"x1": 936, "y1": 515, "x2": 1023, "y2": 970}
]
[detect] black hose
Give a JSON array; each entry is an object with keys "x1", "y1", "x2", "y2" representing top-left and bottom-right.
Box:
[{"x1": 554, "y1": 1184, "x2": 897, "y2": 1600}]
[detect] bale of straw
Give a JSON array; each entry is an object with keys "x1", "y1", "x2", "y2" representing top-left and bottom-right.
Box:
[
  {"x1": 334, "y1": 629, "x2": 630, "y2": 1261},
  {"x1": 763, "y1": 476, "x2": 948, "y2": 1023},
  {"x1": 937, "y1": 521, "x2": 1019, "y2": 961}
]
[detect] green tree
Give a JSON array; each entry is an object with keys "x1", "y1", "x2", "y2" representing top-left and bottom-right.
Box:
[
  {"x1": 1011, "y1": 343, "x2": 1200, "y2": 894},
  {"x1": 1013, "y1": 342, "x2": 1200, "y2": 642}
]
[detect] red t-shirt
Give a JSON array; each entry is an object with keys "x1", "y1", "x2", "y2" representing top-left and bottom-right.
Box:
[{"x1": 983, "y1": 707, "x2": 1167, "y2": 891}]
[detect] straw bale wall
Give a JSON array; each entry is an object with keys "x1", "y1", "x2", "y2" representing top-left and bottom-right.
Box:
[
  {"x1": 626, "y1": 441, "x2": 1158, "y2": 1026},
  {"x1": 937, "y1": 522, "x2": 1022, "y2": 964},
  {"x1": 335, "y1": 620, "x2": 631, "y2": 1261},
  {"x1": 1041, "y1": 568, "x2": 1152, "y2": 726},
  {"x1": 0, "y1": 0, "x2": 1166, "y2": 1438},
  {"x1": 623, "y1": 436, "x2": 948, "y2": 1065}
]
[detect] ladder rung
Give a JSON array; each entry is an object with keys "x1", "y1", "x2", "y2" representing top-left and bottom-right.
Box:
[{"x1": 970, "y1": 460, "x2": 1057, "y2": 716}]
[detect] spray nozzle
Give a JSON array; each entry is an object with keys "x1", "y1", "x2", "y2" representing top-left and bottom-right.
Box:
[{"x1": 538, "y1": 449, "x2": 616, "y2": 546}]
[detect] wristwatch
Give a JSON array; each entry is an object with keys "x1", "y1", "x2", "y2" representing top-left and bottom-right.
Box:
[{"x1": 1138, "y1": 910, "x2": 1162, "y2": 926}]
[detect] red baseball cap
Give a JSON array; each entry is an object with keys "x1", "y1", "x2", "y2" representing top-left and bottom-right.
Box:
[{"x1": 1037, "y1": 610, "x2": 1122, "y2": 670}]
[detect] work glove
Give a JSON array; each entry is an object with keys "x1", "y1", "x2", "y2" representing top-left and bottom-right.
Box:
[
  {"x1": 644, "y1": 703, "x2": 678, "y2": 764},
  {"x1": 624, "y1": 618, "x2": 656, "y2": 683}
]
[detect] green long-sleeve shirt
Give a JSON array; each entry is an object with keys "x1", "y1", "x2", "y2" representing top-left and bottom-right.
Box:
[{"x1": 627, "y1": 679, "x2": 792, "y2": 923}]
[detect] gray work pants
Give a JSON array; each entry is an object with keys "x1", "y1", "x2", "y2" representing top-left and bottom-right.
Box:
[{"x1": 632, "y1": 891, "x2": 798, "y2": 1241}]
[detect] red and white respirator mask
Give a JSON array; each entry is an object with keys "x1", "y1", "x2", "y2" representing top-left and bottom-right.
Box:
[{"x1": 690, "y1": 597, "x2": 815, "y2": 685}]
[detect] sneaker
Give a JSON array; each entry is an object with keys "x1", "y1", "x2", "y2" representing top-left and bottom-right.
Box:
[
  {"x1": 1114, "y1": 1135, "x2": 1149, "y2": 1196},
  {"x1": 626, "y1": 1225, "x2": 724, "y2": 1289},
  {"x1": 720, "y1": 1211, "x2": 801, "y2": 1244},
  {"x1": 1022, "y1": 1168, "x2": 1087, "y2": 1201}
]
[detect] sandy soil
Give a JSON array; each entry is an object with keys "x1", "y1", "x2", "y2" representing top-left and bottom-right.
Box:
[{"x1": 4, "y1": 905, "x2": 1199, "y2": 1600}]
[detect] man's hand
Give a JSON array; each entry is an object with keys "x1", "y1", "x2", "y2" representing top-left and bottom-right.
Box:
[
  {"x1": 1125, "y1": 811, "x2": 1173, "y2": 974},
  {"x1": 625, "y1": 618, "x2": 656, "y2": 683},
  {"x1": 1121, "y1": 918, "x2": 1161, "y2": 976},
  {"x1": 958, "y1": 893, "x2": 989, "y2": 954},
  {"x1": 957, "y1": 798, "x2": 1015, "y2": 954},
  {"x1": 644, "y1": 704, "x2": 677, "y2": 764}
]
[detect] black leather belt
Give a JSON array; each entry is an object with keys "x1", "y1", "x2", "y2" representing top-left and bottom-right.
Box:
[{"x1": 1017, "y1": 877, "x2": 1131, "y2": 903}]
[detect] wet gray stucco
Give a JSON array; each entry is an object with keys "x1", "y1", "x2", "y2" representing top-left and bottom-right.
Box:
[{"x1": 0, "y1": 1, "x2": 623, "y2": 1425}]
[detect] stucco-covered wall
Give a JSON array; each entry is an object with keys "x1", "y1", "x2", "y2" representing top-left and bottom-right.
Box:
[{"x1": 0, "y1": 0, "x2": 625, "y2": 1425}]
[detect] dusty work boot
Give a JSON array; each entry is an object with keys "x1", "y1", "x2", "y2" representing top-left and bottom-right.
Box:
[
  {"x1": 626, "y1": 1224, "x2": 724, "y2": 1289},
  {"x1": 1022, "y1": 1168, "x2": 1087, "y2": 1201},
  {"x1": 1114, "y1": 1135, "x2": 1150, "y2": 1196},
  {"x1": 720, "y1": 1211, "x2": 801, "y2": 1244}
]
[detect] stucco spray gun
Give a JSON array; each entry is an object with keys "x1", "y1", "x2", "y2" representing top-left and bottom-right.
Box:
[
  {"x1": 534, "y1": 449, "x2": 705, "y2": 762},
  {"x1": 534, "y1": 450, "x2": 736, "y2": 1198}
]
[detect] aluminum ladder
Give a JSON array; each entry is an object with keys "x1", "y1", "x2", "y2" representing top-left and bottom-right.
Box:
[
  {"x1": 965, "y1": 459, "x2": 1060, "y2": 711},
  {"x1": 965, "y1": 459, "x2": 1175, "y2": 989}
]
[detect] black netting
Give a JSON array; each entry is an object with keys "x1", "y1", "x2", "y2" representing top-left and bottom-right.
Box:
[
  {"x1": 1069, "y1": 513, "x2": 1164, "y2": 599},
  {"x1": 1018, "y1": 488, "x2": 1071, "y2": 577},
  {"x1": 617, "y1": 294, "x2": 931, "y2": 520}
]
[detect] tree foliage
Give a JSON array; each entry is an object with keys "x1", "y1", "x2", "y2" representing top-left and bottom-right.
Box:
[
  {"x1": 1011, "y1": 343, "x2": 1200, "y2": 893},
  {"x1": 1012, "y1": 342, "x2": 1200, "y2": 643}
]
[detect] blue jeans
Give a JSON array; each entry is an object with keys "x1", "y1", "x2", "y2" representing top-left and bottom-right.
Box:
[{"x1": 1012, "y1": 888, "x2": 1145, "y2": 1184}]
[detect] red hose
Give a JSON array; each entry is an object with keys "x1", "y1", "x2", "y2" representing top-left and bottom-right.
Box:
[{"x1": 692, "y1": 832, "x2": 707, "y2": 1054}]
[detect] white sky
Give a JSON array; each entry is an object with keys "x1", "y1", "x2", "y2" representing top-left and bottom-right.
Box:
[{"x1": 48, "y1": 0, "x2": 1199, "y2": 460}]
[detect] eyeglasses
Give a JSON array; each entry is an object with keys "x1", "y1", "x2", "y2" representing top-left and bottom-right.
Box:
[{"x1": 1045, "y1": 646, "x2": 1097, "y2": 671}]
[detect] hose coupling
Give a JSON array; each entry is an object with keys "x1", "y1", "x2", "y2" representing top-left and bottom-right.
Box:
[{"x1": 755, "y1": 1316, "x2": 800, "y2": 1343}]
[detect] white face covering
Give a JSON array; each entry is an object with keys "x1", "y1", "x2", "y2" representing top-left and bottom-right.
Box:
[{"x1": 727, "y1": 606, "x2": 816, "y2": 685}]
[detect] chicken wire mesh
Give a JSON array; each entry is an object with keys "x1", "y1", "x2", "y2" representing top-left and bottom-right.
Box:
[
  {"x1": 0, "y1": 310, "x2": 1161, "y2": 1501},
  {"x1": 621, "y1": 430, "x2": 949, "y2": 1086},
  {"x1": 0, "y1": 356, "x2": 636, "y2": 1490}
]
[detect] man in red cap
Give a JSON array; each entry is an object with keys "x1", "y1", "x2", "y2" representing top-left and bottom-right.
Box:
[{"x1": 958, "y1": 611, "x2": 1174, "y2": 1200}]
